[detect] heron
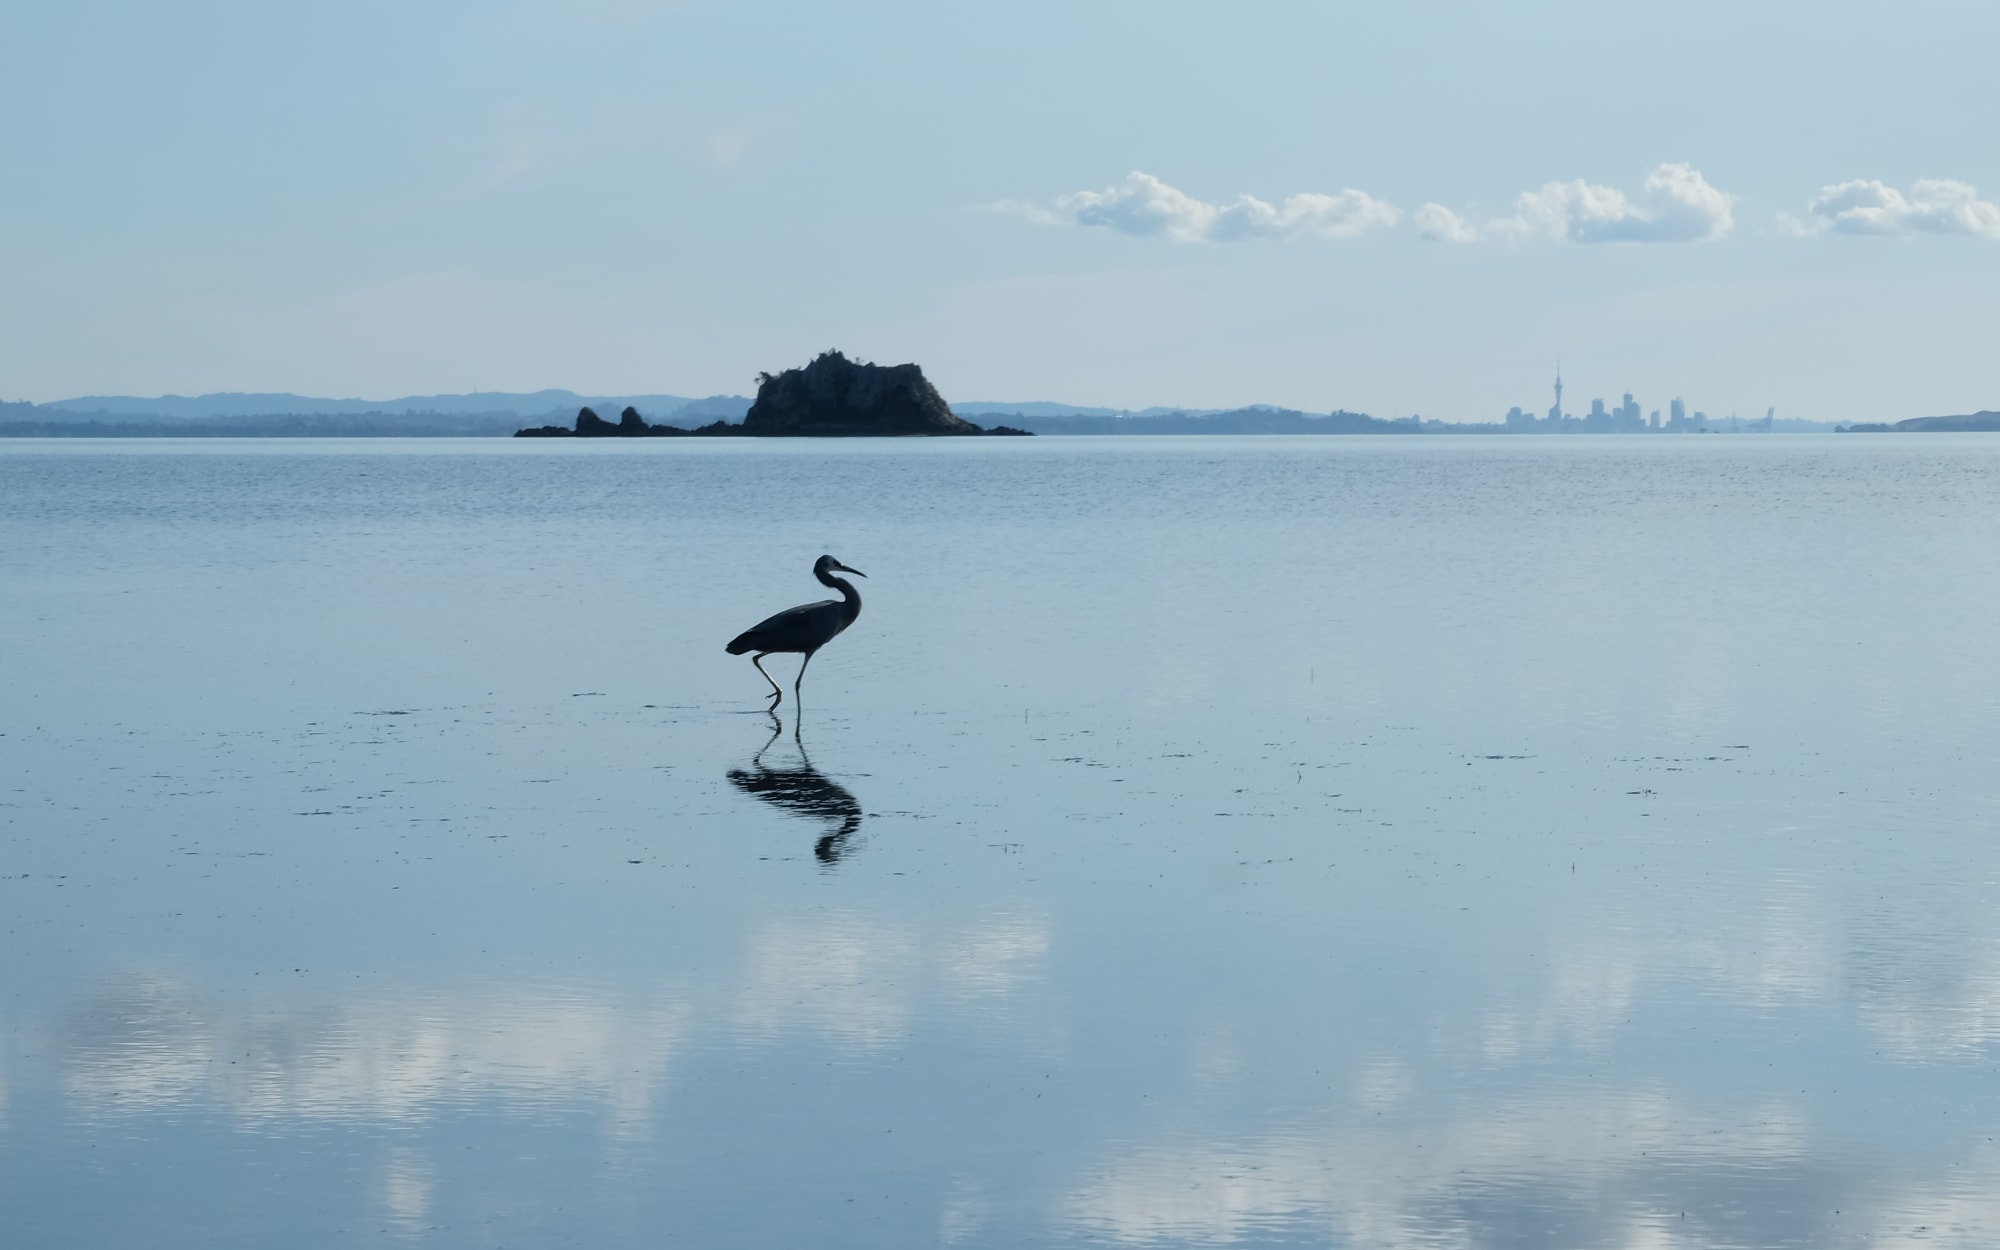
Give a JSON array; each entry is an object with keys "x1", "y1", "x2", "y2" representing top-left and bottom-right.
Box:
[{"x1": 725, "y1": 554, "x2": 866, "y2": 706}]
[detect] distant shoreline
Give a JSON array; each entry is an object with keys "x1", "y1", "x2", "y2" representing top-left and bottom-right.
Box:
[
  {"x1": 5, "y1": 404, "x2": 1995, "y2": 438},
  {"x1": 7, "y1": 423, "x2": 1991, "y2": 439}
]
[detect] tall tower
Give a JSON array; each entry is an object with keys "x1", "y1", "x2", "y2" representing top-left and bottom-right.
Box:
[{"x1": 1548, "y1": 366, "x2": 1564, "y2": 424}]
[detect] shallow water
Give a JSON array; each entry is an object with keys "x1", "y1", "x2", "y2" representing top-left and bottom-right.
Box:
[{"x1": 2, "y1": 435, "x2": 1997, "y2": 1248}]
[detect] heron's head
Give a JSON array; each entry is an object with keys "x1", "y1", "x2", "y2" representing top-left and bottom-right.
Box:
[{"x1": 817, "y1": 554, "x2": 867, "y2": 578}]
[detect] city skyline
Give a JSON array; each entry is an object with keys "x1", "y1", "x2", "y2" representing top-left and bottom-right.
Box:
[{"x1": 1502, "y1": 370, "x2": 1777, "y2": 434}]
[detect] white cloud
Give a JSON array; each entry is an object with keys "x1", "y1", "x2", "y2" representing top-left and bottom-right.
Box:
[
  {"x1": 1413, "y1": 202, "x2": 1479, "y2": 242},
  {"x1": 1490, "y1": 163, "x2": 1735, "y2": 243},
  {"x1": 1208, "y1": 189, "x2": 1400, "y2": 241},
  {"x1": 1037, "y1": 171, "x2": 1399, "y2": 243},
  {"x1": 1802, "y1": 178, "x2": 2000, "y2": 238}
]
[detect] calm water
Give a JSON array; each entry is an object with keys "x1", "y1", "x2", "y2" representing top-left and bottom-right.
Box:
[{"x1": 2, "y1": 436, "x2": 1997, "y2": 1248}]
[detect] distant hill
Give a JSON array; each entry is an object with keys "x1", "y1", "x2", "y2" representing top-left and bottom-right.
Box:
[
  {"x1": 0, "y1": 412, "x2": 532, "y2": 438},
  {"x1": 3, "y1": 390, "x2": 754, "y2": 436},
  {"x1": 952, "y1": 401, "x2": 1123, "y2": 418},
  {"x1": 34, "y1": 389, "x2": 739, "y2": 420},
  {"x1": 672, "y1": 394, "x2": 757, "y2": 423},
  {"x1": 952, "y1": 401, "x2": 1238, "y2": 419},
  {"x1": 994, "y1": 406, "x2": 1417, "y2": 435},
  {"x1": 1840, "y1": 411, "x2": 2000, "y2": 433},
  {"x1": 1897, "y1": 411, "x2": 2000, "y2": 431},
  {"x1": 0, "y1": 388, "x2": 1888, "y2": 437}
]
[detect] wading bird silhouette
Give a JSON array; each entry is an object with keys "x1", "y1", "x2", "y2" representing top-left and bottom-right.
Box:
[{"x1": 725, "y1": 554, "x2": 866, "y2": 707}]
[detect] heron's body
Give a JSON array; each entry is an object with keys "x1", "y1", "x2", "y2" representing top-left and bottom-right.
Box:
[{"x1": 726, "y1": 555, "x2": 865, "y2": 705}]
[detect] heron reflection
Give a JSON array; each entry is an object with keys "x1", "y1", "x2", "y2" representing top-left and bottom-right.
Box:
[{"x1": 727, "y1": 714, "x2": 864, "y2": 864}]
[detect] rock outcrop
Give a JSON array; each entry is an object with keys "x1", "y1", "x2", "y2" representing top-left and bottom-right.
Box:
[
  {"x1": 742, "y1": 351, "x2": 985, "y2": 436},
  {"x1": 515, "y1": 405, "x2": 711, "y2": 437},
  {"x1": 513, "y1": 355, "x2": 1031, "y2": 437}
]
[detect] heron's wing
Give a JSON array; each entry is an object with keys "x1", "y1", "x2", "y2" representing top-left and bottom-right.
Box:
[{"x1": 726, "y1": 598, "x2": 842, "y2": 654}]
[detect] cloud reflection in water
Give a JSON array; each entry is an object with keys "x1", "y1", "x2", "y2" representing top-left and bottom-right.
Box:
[
  {"x1": 64, "y1": 977, "x2": 681, "y2": 1133},
  {"x1": 1859, "y1": 938, "x2": 2000, "y2": 1060},
  {"x1": 34, "y1": 899, "x2": 2000, "y2": 1248},
  {"x1": 1062, "y1": 1095, "x2": 1811, "y2": 1248},
  {"x1": 65, "y1": 976, "x2": 217, "y2": 1112},
  {"x1": 379, "y1": 1147, "x2": 436, "y2": 1236},
  {"x1": 1063, "y1": 1108, "x2": 2000, "y2": 1249},
  {"x1": 55, "y1": 912, "x2": 1056, "y2": 1127},
  {"x1": 733, "y1": 911, "x2": 1053, "y2": 1052}
]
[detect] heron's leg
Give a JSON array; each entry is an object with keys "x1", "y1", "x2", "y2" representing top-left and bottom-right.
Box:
[
  {"x1": 751, "y1": 654, "x2": 783, "y2": 705},
  {"x1": 753, "y1": 711, "x2": 783, "y2": 765},
  {"x1": 794, "y1": 648, "x2": 817, "y2": 698}
]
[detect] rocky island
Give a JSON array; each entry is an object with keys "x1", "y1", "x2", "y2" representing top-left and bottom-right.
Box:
[{"x1": 515, "y1": 351, "x2": 1028, "y2": 438}]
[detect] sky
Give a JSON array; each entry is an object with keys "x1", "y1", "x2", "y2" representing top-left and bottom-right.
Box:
[{"x1": 3, "y1": 0, "x2": 1998, "y2": 422}]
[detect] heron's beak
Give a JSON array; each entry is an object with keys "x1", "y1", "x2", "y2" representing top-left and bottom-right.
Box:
[{"x1": 839, "y1": 564, "x2": 867, "y2": 578}]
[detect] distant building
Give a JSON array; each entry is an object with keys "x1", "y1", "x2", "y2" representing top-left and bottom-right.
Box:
[
  {"x1": 1580, "y1": 394, "x2": 1646, "y2": 434},
  {"x1": 1616, "y1": 392, "x2": 1643, "y2": 431},
  {"x1": 1505, "y1": 405, "x2": 1535, "y2": 431}
]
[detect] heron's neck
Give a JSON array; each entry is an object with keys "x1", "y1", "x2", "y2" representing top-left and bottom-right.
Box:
[{"x1": 817, "y1": 569, "x2": 862, "y2": 621}]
